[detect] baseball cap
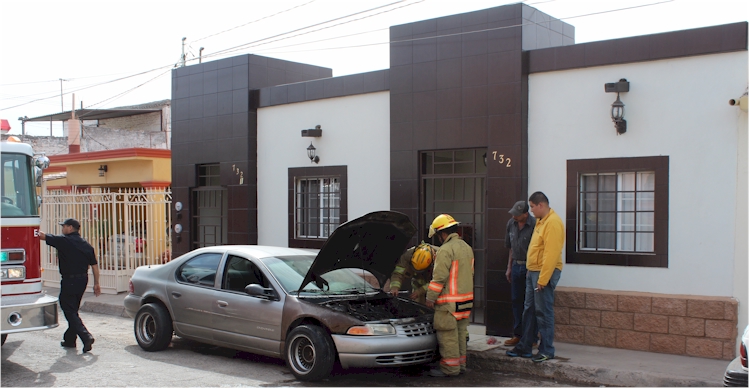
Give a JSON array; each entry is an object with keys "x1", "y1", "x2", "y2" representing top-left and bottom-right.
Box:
[
  {"x1": 509, "y1": 201, "x2": 529, "y2": 217},
  {"x1": 59, "y1": 218, "x2": 80, "y2": 229}
]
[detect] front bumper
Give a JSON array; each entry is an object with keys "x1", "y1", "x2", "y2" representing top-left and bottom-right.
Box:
[
  {"x1": 723, "y1": 357, "x2": 749, "y2": 387},
  {"x1": 1, "y1": 293, "x2": 58, "y2": 334},
  {"x1": 332, "y1": 332, "x2": 437, "y2": 369}
]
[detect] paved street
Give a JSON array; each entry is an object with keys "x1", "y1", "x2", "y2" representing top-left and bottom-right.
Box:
[{"x1": 1, "y1": 312, "x2": 575, "y2": 387}]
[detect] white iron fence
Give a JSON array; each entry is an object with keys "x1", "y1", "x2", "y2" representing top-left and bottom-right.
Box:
[{"x1": 42, "y1": 186, "x2": 172, "y2": 294}]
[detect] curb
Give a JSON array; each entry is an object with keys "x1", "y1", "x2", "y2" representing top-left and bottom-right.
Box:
[
  {"x1": 81, "y1": 301, "x2": 130, "y2": 318},
  {"x1": 467, "y1": 349, "x2": 723, "y2": 387}
]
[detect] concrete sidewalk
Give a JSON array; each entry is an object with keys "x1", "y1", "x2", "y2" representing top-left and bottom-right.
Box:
[{"x1": 49, "y1": 287, "x2": 728, "y2": 387}]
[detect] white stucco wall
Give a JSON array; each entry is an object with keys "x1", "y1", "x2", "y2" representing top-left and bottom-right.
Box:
[
  {"x1": 257, "y1": 91, "x2": 390, "y2": 247},
  {"x1": 528, "y1": 52, "x2": 748, "y2": 306}
]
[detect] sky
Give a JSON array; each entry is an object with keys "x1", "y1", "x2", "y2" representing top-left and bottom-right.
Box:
[{"x1": 0, "y1": 0, "x2": 748, "y2": 137}]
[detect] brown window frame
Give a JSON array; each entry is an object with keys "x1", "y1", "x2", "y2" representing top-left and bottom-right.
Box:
[
  {"x1": 566, "y1": 156, "x2": 669, "y2": 268},
  {"x1": 288, "y1": 166, "x2": 347, "y2": 249}
]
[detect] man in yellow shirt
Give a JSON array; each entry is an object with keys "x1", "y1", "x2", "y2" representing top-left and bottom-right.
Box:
[{"x1": 506, "y1": 191, "x2": 564, "y2": 363}]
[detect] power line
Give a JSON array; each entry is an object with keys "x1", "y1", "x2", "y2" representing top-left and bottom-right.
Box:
[
  {"x1": 191, "y1": 0, "x2": 318, "y2": 43},
  {"x1": 203, "y1": 0, "x2": 417, "y2": 59},
  {"x1": 3, "y1": 0, "x2": 673, "y2": 113},
  {"x1": 246, "y1": 0, "x2": 674, "y2": 55}
]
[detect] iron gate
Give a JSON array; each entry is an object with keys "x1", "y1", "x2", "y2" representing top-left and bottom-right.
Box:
[{"x1": 41, "y1": 186, "x2": 172, "y2": 294}]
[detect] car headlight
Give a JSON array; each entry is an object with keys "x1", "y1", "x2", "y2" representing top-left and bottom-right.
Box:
[
  {"x1": 346, "y1": 323, "x2": 396, "y2": 336},
  {"x1": 1, "y1": 266, "x2": 26, "y2": 280}
]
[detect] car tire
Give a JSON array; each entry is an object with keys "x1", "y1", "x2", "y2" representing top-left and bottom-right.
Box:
[
  {"x1": 134, "y1": 303, "x2": 173, "y2": 351},
  {"x1": 285, "y1": 325, "x2": 336, "y2": 381},
  {"x1": 1, "y1": 334, "x2": 6, "y2": 346}
]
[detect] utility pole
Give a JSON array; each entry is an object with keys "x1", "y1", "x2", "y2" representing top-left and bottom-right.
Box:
[
  {"x1": 58, "y1": 78, "x2": 68, "y2": 112},
  {"x1": 181, "y1": 37, "x2": 187, "y2": 67}
]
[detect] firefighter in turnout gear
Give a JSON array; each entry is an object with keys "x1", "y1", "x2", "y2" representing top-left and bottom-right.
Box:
[
  {"x1": 389, "y1": 242, "x2": 438, "y2": 304},
  {"x1": 425, "y1": 214, "x2": 474, "y2": 377}
]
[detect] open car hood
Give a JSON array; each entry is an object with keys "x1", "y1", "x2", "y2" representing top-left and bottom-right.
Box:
[{"x1": 298, "y1": 211, "x2": 416, "y2": 294}]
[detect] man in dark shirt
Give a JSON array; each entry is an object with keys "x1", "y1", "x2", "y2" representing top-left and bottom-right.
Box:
[
  {"x1": 40, "y1": 218, "x2": 101, "y2": 353},
  {"x1": 504, "y1": 201, "x2": 537, "y2": 347}
]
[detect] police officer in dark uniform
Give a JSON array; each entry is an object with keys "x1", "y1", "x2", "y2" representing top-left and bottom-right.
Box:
[{"x1": 39, "y1": 218, "x2": 101, "y2": 353}]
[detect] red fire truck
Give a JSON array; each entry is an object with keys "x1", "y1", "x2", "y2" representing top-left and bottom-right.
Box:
[{"x1": 1, "y1": 135, "x2": 58, "y2": 345}]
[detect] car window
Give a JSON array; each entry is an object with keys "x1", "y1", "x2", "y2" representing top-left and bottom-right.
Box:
[
  {"x1": 261, "y1": 255, "x2": 379, "y2": 295},
  {"x1": 222, "y1": 255, "x2": 269, "y2": 292},
  {"x1": 176, "y1": 252, "x2": 223, "y2": 287}
]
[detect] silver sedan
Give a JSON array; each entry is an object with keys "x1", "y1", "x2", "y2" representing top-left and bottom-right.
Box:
[{"x1": 124, "y1": 211, "x2": 437, "y2": 381}]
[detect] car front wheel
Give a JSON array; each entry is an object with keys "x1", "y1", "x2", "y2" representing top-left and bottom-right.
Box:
[
  {"x1": 285, "y1": 325, "x2": 336, "y2": 381},
  {"x1": 134, "y1": 303, "x2": 173, "y2": 351}
]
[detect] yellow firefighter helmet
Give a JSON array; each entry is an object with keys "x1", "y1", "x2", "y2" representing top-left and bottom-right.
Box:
[
  {"x1": 411, "y1": 243, "x2": 435, "y2": 271},
  {"x1": 428, "y1": 214, "x2": 459, "y2": 238}
]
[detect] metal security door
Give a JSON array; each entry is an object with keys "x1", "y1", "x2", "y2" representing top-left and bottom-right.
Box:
[{"x1": 421, "y1": 149, "x2": 487, "y2": 324}]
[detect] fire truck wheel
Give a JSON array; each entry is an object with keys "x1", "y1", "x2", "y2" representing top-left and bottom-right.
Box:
[
  {"x1": 134, "y1": 303, "x2": 173, "y2": 351},
  {"x1": 1, "y1": 334, "x2": 6, "y2": 346}
]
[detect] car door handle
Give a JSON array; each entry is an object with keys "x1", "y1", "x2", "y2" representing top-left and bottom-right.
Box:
[
  {"x1": 217, "y1": 300, "x2": 228, "y2": 308},
  {"x1": 171, "y1": 292, "x2": 181, "y2": 298}
]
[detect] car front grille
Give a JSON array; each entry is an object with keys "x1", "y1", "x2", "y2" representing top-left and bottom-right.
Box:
[
  {"x1": 395, "y1": 321, "x2": 435, "y2": 337},
  {"x1": 375, "y1": 350, "x2": 435, "y2": 365}
]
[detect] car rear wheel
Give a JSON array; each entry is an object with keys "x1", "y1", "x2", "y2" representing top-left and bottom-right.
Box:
[
  {"x1": 285, "y1": 325, "x2": 336, "y2": 381},
  {"x1": 134, "y1": 303, "x2": 173, "y2": 351}
]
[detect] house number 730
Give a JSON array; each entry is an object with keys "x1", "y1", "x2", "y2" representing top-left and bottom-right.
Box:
[{"x1": 491, "y1": 151, "x2": 512, "y2": 167}]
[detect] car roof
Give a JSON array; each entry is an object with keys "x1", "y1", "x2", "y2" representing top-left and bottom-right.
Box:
[{"x1": 187, "y1": 245, "x2": 317, "y2": 259}]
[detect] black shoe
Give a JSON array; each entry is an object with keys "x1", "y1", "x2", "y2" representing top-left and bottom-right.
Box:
[
  {"x1": 429, "y1": 368, "x2": 457, "y2": 377},
  {"x1": 506, "y1": 347, "x2": 532, "y2": 358},
  {"x1": 532, "y1": 353, "x2": 552, "y2": 363},
  {"x1": 82, "y1": 337, "x2": 95, "y2": 353},
  {"x1": 60, "y1": 341, "x2": 76, "y2": 348}
]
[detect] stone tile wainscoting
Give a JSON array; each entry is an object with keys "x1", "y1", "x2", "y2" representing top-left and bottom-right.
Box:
[{"x1": 554, "y1": 287, "x2": 738, "y2": 360}]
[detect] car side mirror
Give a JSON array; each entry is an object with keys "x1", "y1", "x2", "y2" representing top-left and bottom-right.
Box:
[{"x1": 245, "y1": 283, "x2": 277, "y2": 300}]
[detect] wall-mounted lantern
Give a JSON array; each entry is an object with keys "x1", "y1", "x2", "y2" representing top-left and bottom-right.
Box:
[
  {"x1": 605, "y1": 78, "x2": 629, "y2": 135},
  {"x1": 302, "y1": 125, "x2": 322, "y2": 163},
  {"x1": 98, "y1": 164, "x2": 108, "y2": 177},
  {"x1": 307, "y1": 142, "x2": 320, "y2": 164}
]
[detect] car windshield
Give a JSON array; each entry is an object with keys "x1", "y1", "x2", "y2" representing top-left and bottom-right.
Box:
[{"x1": 261, "y1": 255, "x2": 380, "y2": 295}]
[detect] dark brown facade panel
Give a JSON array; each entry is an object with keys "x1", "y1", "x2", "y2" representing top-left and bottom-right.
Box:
[
  {"x1": 462, "y1": 54, "x2": 489, "y2": 87},
  {"x1": 389, "y1": 150, "x2": 418, "y2": 180},
  {"x1": 258, "y1": 70, "x2": 390, "y2": 108},
  {"x1": 436, "y1": 58, "x2": 462, "y2": 89},
  {"x1": 413, "y1": 120, "x2": 438, "y2": 150},
  {"x1": 437, "y1": 27, "x2": 463, "y2": 60},
  {"x1": 390, "y1": 122, "x2": 414, "y2": 152},
  {"x1": 529, "y1": 22, "x2": 748, "y2": 73},
  {"x1": 413, "y1": 36, "x2": 438, "y2": 64},
  {"x1": 462, "y1": 28, "x2": 489, "y2": 57},
  {"x1": 462, "y1": 85, "x2": 488, "y2": 117},
  {"x1": 390, "y1": 179, "x2": 418, "y2": 209},
  {"x1": 413, "y1": 91, "x2": 437, "y2": 121},
  {"x1": 488, "y1": 114, "x2": 522, "y2": 146},
  {"x1": 390, "y1": 93, "x2": 414, "y2": 124},
  {"x1": 486, "y1": 177, "x2": 520, "y2": 209},
  {"x1": 488, "y1": 50, "x2": 522, "y2": 84},
  {"x1": 488, "y1": 82, "x2": 520, "y2": 116},
  {"x1": 436, "y1": 90, "x2": 462, "y2": 120},
  {"x1": 413, "y1": 61, "x2": 437, "y2": 92},
  {"x1": 461, "y1": 116, "x2": 488, "y2": 146},
  {"x1": 435, "y1": 118, "x2": 462, "y2": 149}
]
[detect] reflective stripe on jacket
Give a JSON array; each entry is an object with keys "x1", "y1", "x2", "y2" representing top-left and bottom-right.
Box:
[{"x1": 427, "y1": 233, "x2": 474, "y2": 320}]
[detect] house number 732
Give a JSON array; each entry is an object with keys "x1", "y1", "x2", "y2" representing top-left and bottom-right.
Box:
[{"x1": 491, "y1": 151, "x2": 512, "y2": 167}]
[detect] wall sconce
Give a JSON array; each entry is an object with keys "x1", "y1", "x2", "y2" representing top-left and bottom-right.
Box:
[
  {"x1": 98, "y1": 165, "x2": 108, "y2": 177},
  {"x1": 307, "y1": 142, "x2": 320, "y2": 164},
  {"x1": 605, "y1": 78, "x2": 629, "y2": 135}
]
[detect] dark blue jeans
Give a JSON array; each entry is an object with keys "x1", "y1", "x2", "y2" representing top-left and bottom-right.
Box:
[
  {"x1": 59, "y1": 277, "x2": 92, "y2": 344},
  {"x1": 517, "y1": 269, "x2": 561, "y2": 357},
  {"x1": 510, "y1": 263, "x2": 535, "y2": 338}
]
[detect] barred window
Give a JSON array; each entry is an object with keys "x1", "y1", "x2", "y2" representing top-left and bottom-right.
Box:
[
  {"x1": 579, "y1": 171, "x2": 654, "y2": 253},
  {"x1": 295, "y1": 177, "x2": 340, "y2": 239},
  {"x1": 567, "y1": 156, "x2": 668, "y2": 268}
]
